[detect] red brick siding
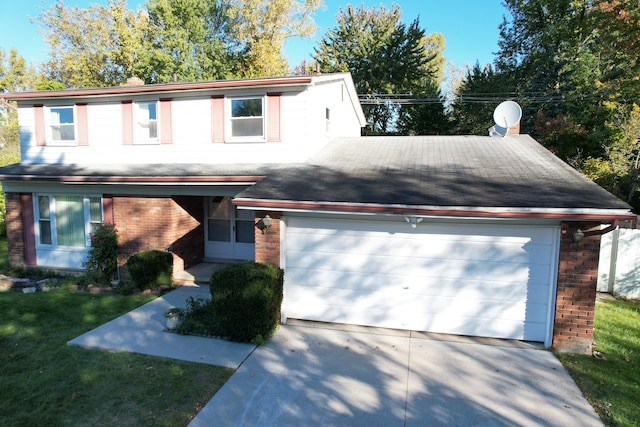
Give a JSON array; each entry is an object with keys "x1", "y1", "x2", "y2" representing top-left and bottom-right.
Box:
[
  {"x1": 113, "y1": 196, "x2": 203, "y2": 277},
  {"x1": 553, "y1": 222, "x2": 601, "y2": 354},
  {"x1": 254, "y1": 213, "x2": 281, "y2": 266},
  {"x1": 5, "y1": 192, "x2": 26, "y2": 267}
]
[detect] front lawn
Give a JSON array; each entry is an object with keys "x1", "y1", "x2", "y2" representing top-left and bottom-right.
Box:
[
  {"x1": 558, "y1": 298, "x2": 640, "y2": 427},
  {"x1": 0, "y1": 290, "x2": 233, "y2": 426}
]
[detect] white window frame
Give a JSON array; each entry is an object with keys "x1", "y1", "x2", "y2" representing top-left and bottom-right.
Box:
[
  {"x1": 325, "y1": 107, "x2": 332, "y2": 133},
  {"x1": 34, "y1": 194, "x2": 103, "y2": 248},
  {"x1": 226, "y1": 95, "x2": 266, "y2": 142},
  {"x1": 46, "y1": 105, "x2": 76, "y2": 146},
  {"x1": 134, "y1": 100, "x2": 159, "y2": 144}
]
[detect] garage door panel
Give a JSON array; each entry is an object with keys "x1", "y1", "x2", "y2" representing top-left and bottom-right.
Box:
[
  {"x1": 286, "y1": 267, "x2": 537, "y2": 302},
  {"x1": 287, "y1": 218, "x2": 555, "y2": 244},
  {"x1": 287, "y1": 233, "x2": 551, "y2": 265},
  {"x1": 285, "y1": 299, "x2": 547, "y2": 341},
  {"x1": 284, "y1": 217, "x2": 558, "y2": 342},
  {"x1": 287, "y1": 251, "x2": 538, "y2": 284},
  {"x1": 286, "y1": 284, "x2": 547, "y2": 323}
]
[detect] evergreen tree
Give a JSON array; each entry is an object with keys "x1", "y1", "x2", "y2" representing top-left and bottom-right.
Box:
[{"x1": 314, "y1": 4, "x2": 445, "y2": 135}]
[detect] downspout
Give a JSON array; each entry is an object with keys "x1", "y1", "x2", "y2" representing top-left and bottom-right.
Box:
[
  {"x1": 607, "y1": 227, "x2": 619, "y2": 294},
  {"x1": 580, "y1": 220, "x2": 620, "y2": 295},
  {"x1": 580, "y1": 219, "x2": 619, "y2": 238},
  {"x1": 0, "y1": 98, "x2": 18, "y2": 111}
]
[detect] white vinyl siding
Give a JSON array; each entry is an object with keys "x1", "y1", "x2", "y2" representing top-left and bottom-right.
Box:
[
  {"x1": 18, "y1": 79, "x2": 359, "y2": 164},
  {"x1": 283, "y1": 217, "x2": 559, "y2": 344}
]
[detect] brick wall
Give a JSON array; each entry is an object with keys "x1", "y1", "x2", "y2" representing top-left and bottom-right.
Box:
[
  {"x1": 254, "y1": 212, "x2": 281, "y2": 266},
  {"x1": 553, "y1": 221, "x2": 602, "y2": 354},
  {"x1": 4, "y1": 192, "x2": 26, "y2": 267},
  {"x1": 113, "y1": 196, "x2": 204, "y2": 277}
]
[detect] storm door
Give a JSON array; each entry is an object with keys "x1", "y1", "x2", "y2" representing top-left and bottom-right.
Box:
[{"x1": 205, "y1": 196, "x2": 255, "y2": 260}]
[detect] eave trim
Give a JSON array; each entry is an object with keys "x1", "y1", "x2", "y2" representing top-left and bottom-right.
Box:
[
  {"x1": 2, "y1": 77, "x2": 314, "y2": 101},
  {"x1": 233, "y1": 198, "x2": 635, "y2": 221},
  {"x1": 0, "y1": 175, "x2": 264, "y2": 184}
]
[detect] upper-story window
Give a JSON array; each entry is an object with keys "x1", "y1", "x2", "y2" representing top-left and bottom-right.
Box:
[
  {"x1": 229, "y1": 97, "x2": 264, "y2": 141},
  {"x1": 326, "y1": 107, "x2": 331, "y2": 133},
  {"x1": 135, "y1": 101, "x2": 158, "y2": 143},
  {"x1": 49, "y1": 106, "x2": 75, "y2": 143}
]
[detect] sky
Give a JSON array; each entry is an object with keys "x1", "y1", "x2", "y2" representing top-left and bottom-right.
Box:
[{"x1": 1, "y1": 0, "x2": 506, "y2": 70}]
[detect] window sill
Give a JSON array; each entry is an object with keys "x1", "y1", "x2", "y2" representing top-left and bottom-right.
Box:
[
  {"x1": 225, "y1": 137, "x2": 267, "y2": 144},
  {"x1": 46, "y1": 140, "x2": 77, "y2": 147},
  {"x1": 132, "y1": 139, "x2": 160, "y2": 145}
]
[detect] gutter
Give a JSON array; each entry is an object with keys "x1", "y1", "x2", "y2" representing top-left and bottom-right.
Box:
[
  {"x1": 1, "y1": 76, "x2": 314, "y2": 101},
  {"x1": 233, "y1": 198, "x2": 636, "y2": 221}
]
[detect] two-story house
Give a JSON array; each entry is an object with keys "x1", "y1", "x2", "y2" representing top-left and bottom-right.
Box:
[{"x1": 0, "y1": 72, "x2": 633, "y2": 354}]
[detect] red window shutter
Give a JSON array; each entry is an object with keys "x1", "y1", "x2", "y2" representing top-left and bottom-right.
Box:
[
  {"x1": 102, "y1": 196, "x2": 114, "y2": 226},
  {"x1": 34, "y1": 105, "x2": 46, "y2": 146},
  {"x1": 121, "y1": 101, "x2": 133, "y2": 145},
  {"x1": 76, "y1": 103, "x2": 89, "y2": 146},
  {"x1": 211, "y1": 96, "x2": 224, "y2": 143},
  {"x1": 267, "y1": 93, "x2": 281, "y2": 142},
  {"x1": 159, "y1": 99, "x2": 172, "y2": 144}
]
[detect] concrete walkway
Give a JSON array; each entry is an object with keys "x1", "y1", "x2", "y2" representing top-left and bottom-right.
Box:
[
  {"x1": 68, "y1": 285, "x2": 257, "y2": 368},
  {"x1": 68, "y1": 286, "x2": 603, "y2": 426}
]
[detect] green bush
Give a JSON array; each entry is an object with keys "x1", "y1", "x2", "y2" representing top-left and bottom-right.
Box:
[
  {"x1": 175, "y1": 296, "x2": 222, "y2": 337},
  {"x1": 83, "y1": 224, "x2": 118, "y2": 286},
  {"x1": 210, "y1": 262, "x2": 283, "y2": 343},
  {"x1": 126, "y1": 250, "x2": 173, "y2": 291}
]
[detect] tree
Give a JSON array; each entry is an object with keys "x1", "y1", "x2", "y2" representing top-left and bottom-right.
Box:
[
  {"x1": 494, "y1": 0, "x2": 638, "y2": 161},
  {"x1": 36, "y1": 0, "x2": 147, "y2": 88},
  {"x1": 227, "y1": 0, "x2": 322, "y2": 77},
  {"x1": 0, "y1": 48, "x2": 39, "y2": 92},
  {"x1": 1, "y1": 48, "x2": 37, "y2": 161},
  {"x1": 494, "y1": 0, "x2": 640, "y2": 208},
  {"x1": 136, "y1": 0, "x2": 236, "y2": 83},
  {"x1": 448, "y1": 63, "x2": 515, "y2": 135},
  {"x1": 590, "y1": 0, "x2": 640, "y2": 104},
  {"x1": 314, "y1": 4, "x2": 445, "y2": 135}
]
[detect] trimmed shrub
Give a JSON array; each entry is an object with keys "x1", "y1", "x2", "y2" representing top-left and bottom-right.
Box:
[
  {"x1": 210, "y1": 261, "x2": 284, "y2": 343},
  {"x1": 126, "y1": 250, "x2": 173, "y2": 291}
]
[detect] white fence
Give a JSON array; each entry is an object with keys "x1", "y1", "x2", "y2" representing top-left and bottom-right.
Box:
[{"x1": 598, "y1": 227, "x2": 640, "y2": 299}]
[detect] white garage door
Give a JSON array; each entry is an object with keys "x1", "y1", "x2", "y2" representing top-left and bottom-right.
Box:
[{"x1": 283, "y1": 217, "x2": 559, "y2": 342}]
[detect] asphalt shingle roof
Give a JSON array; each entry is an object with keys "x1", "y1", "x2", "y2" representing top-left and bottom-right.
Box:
[
  {"x1": 237, "y1": 135, "x2": 630, "y2": 210},
  {"x1": 0, "y1": 135, "x2": 630, "y2": 211}
]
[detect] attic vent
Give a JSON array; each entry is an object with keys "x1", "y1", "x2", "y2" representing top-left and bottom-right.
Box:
[{"x1": 125, "y1": 77, "x2": 145, "y2": 86}]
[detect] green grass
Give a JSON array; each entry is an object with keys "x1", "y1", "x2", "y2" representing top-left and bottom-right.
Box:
[
  {"x1": 558, "y1": 298, "x2": 640, "y2": 427},
  {"x1": 0, "y1": 291, "x2": 234, "y2": 426}
]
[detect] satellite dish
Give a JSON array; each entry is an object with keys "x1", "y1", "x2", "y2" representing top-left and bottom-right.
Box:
[{"x1": 489, "y1": 100, "x2": 522, "y2": 137}]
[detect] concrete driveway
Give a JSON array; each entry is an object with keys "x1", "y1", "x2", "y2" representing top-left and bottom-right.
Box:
[
  {"x1": 190, "y1": 322, "x2": 602, "y2": 427},
  {"x1": 68, "y1": 286, "x2": 602, "y2": 426}
]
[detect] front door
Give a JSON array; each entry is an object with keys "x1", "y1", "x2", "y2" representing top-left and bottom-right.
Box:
[{"x1": 205, "y1": 196, "x2": 255, "y2": 260}]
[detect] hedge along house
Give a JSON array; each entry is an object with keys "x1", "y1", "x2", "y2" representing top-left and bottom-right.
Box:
[{"x1": 0, "y1": 73, "x2": 633, "y2": 354}]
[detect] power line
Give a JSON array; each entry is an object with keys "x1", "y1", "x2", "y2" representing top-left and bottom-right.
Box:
[{"x1": 357, "y1": 92, "x2": 605, "y2": 104}]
